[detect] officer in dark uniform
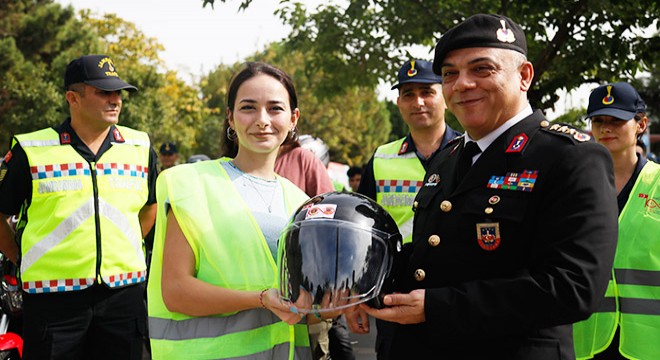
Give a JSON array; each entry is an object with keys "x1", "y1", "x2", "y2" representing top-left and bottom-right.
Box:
[{"x1": 346, "y1": 14, "x2": 618, "y2": 360}]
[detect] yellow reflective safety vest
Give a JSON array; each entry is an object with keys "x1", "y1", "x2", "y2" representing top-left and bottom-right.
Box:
[
  {"x1": 373, "y1": 138, "x2": 425, "y2": 244},
  {"x1": 148, "y1": 158, "x2": 311, "y2": 360},
  {"x1": 574, "y1": 161, "x2": 660, "y2": 360},
  {"x1": 16, "y1": 126, "x2": 150, "y2": 293}
]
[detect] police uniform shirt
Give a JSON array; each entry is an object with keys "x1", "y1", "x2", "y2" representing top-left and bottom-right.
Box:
[
  {"x1": 358, "y1": 124, "x2": 462, "y2": 200},
  {"x1": 0, "y1": 118, "x2": 158, "y2": 215},
  {"x1": 389, "y1": 110, "x2": 618, "y2": 360}
]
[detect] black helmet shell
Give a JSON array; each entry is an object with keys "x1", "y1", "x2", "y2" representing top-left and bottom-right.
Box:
[{"x1": 278, "y1": 192, "x2": 402, "y2": 313}]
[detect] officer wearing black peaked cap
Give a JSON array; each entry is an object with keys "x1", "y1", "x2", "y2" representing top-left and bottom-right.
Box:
[{"x1": 346, "y1": 14, "x2": 618, "y2": 360}]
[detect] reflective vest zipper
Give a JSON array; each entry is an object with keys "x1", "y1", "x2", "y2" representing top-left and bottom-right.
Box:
[{"x1": 90, "y1": 161, "x2": 102, "y2": 284}]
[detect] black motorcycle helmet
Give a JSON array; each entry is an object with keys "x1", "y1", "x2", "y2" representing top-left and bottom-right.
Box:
[{"x1": 278, "y1": 192, "x2": 402, "y2": 314}]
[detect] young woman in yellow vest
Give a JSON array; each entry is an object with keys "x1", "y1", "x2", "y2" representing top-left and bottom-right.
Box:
[
  {"x1": 147, "y1": 62, "x2": 312, "y2": 359},
  {"x1": 573, "y1": 82, "x2": 660, "y2": 360}
]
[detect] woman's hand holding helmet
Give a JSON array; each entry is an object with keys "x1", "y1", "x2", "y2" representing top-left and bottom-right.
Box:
[{"x1": 260, "y1": 288, "x2": 304, "y2": 325}]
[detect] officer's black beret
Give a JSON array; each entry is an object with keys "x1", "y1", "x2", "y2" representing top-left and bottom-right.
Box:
[{"x1": 432, "y1": 14, "x2": 527, "y2": 74}]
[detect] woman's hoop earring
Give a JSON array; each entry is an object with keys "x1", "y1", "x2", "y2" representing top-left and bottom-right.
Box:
[
  {"x1": 289, "y1": 126, "x2": 297, "y2": 139},
  {"x1": 227, "y1": 127, "x2": 237, "y2": 141}
]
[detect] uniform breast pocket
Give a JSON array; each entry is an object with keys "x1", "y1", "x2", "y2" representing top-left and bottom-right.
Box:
[{"x1": 460, "y1": 191, "x2": 531, "y2": 254}]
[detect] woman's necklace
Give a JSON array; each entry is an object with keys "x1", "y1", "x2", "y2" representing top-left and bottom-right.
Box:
[{"x1": 229, "y1": 160, "x2": 277, "y2": 213}]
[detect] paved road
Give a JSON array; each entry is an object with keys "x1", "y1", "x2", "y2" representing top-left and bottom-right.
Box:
[{"x1": 346, "y1": 316, "x2": 377, "y2": 360}]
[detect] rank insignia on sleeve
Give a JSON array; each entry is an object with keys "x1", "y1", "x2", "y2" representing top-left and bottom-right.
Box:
[
  {"x1": 487, "y1": 170, "x2": 538, "y2": 192},
  {"x1": 505, "y1": 133, "x2": 528, "y2": 153},
  {"x1": 3, "y1": 151, "x2": 12, "y2": 164},
  {"x1": 476, "y1": 223, "x2": 501, "y2": 251}
]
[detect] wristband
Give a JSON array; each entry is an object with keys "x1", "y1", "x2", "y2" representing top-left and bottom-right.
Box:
[{"x1": 259, "y1": 289, "x2": 269, "y2": 309}]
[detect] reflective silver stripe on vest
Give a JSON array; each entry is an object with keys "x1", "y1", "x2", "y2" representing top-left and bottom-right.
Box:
[
  {"x1": 615, "y1": 269, "x2": 660, "y2": 286},
  {"x1": 18, "y1": 139, "x2": 61, "y2": 147},
  {"x1": 21, "y1": 197, "x2": 143, "y2": 273},
  {"x1": 112, "y1": 139, "x2": 150, "y2": 147},
  {"x1": 399, "y1": 218, "x2": 413, "y2": 240},
  {"x1": 620, "y1": 297, "x2": 660, "y2": 316},
  {"x1": 21, "y1": 198, "x2": 95, "y2": 273},
  {"x1": 97, "y1": 197, "x2": 143, "y2": 260},
  {"x1": 374, "y1": 152, "x2": 417, "y2": 160},
  {"x1": 149, "y1": 308, "x2": 280, "y2": 340},
  {"x1": 596, "y1": 296, "x2": 616, "y2": 313}
]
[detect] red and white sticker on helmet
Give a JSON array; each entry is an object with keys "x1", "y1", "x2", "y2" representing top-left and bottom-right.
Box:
[{"x1": 305, "y1": 204, "x2": 337, "y2": 219}]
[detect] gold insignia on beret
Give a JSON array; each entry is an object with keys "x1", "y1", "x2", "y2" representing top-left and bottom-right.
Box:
[{"x1": 496, "y1": 19, "x2": 516, "y2": 43}]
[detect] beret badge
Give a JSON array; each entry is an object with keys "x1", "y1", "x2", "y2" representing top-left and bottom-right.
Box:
[{"x1": 496, "y1": 20, "x2": 516, "y2": 43}]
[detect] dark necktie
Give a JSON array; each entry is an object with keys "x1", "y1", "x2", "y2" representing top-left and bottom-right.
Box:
[{"x1": 456, "y1": 141, "x2": 481, "y2": 184}]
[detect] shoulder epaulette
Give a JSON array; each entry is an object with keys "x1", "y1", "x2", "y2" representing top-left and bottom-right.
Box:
[
  {"x1": 446, "y1": 134, "x2": 464, "y2": 146},
  {"x1": 542, "y1": 123, "x2": 591, "y2": 143}
]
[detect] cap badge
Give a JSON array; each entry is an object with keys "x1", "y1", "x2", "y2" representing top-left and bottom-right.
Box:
[
  {"x1": 496, "y1": 19, "x2": 516, "y2": 43},
  {"x1": 476, "y1": 222, "x2": 501, "y2": 251},
  {"x1": 98, "y1": 57, "x2": 119, "y2": 78},
  {"x1": 602, "y1": 85, "x2": 614, "y2": 105},
  {"x1": 407, "y1": 61, "x2": 418, "y2": 77}
]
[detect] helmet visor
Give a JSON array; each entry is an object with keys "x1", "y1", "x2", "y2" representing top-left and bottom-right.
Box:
[{"x1": 278, "y1": 219, "x2": 391, "y2": 314}]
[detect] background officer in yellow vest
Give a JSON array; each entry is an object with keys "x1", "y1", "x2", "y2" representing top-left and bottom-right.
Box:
[
  {"x1": 0, "y1": 54, "x2": 158, "y2": 360},
  {"x1": 573, "y1": 82, "x2": 660, "y2": 360},
  {"x1": 356, "y1": 59, "x2": 460, "y2": 360}
]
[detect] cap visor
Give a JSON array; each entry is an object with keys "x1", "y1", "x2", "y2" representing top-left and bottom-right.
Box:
[
  {"x1": 85, "y1": 78, "x2": 138, "y2": 92},
  {"x1": 587, "y1": 108, "x2": 635, "y2": 121},
  {"x1": 391, "y1": 79, "x2": 442, "y2": 90}
]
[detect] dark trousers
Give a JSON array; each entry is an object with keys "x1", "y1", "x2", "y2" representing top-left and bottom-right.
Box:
[
  {"x1": 329, "y1": 316, "x2": 355, "y2": 360},
  {"x1": 22, "y1": 283, "x2": 146, "y2": 360},
  {"x1": 375, "y1": 318, "x2": 395, "y2": 360}
]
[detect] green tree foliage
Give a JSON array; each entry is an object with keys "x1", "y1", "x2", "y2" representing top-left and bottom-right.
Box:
[
  {"x1": 201, "y1": 0, "x2": 658, "y2": 114},
  {"x1": 552, "y1": 108, "x2": 588, "y2": 129},
  {"x1": 200, "y1": 43, "x2": 391, "y2": 165},
  {"x1": 0, "y1": 0, "x2": 99, "y2": 151},
  {"x1": 0, "y1": 1, "x2": 215, "y2": 160}
]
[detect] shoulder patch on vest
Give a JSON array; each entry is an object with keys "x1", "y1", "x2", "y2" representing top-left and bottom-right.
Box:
[{"x1": 542, "y1": 123, "x2": 591, "y2": 143}]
